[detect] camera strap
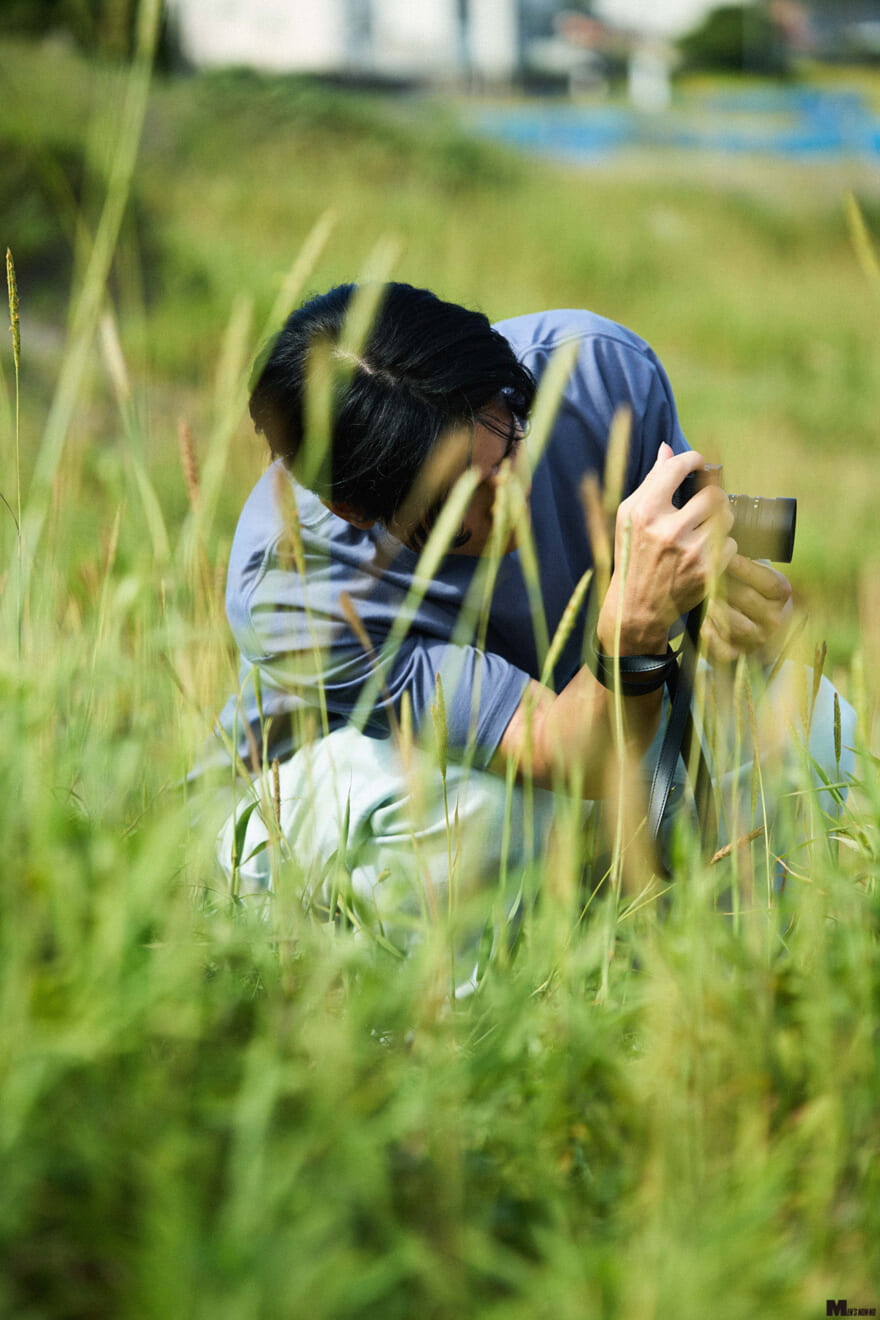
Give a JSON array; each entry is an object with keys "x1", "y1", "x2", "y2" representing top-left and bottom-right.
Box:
[{"x1": 646, "y1": 602, "x2": 716, "y2": 867}]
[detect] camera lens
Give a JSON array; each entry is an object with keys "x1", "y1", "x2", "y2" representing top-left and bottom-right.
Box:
[{"x1": 728, "y1": 494, "x2": 797, "y2": 563}]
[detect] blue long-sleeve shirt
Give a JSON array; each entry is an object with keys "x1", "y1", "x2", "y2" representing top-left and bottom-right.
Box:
[{"x1": 212, "y1": 309, "x2": 689, "y2": 772}]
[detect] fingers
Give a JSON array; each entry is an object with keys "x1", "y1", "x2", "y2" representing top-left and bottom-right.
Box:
[
  {"x1": 680, "y1": 482, "x2": 733, "y2": 531},
  {"x1": 640, "y1": 449, "x2": 733, "y2": 541},
  {"x1": 717, "y1": 562, "x2": 792, "y2": 632},
  {"x1": 725, "y1": 554, "x2": 792, "y2": 602},
  {"x1": 706, "y1": 598, "x2": 762, "y2": 651},
  {"x1": 702, "y1": 612, "x2": 741, "y2": 666},
  {"x1": 617, "y1": 447, "x2": 793, "y2": 657},
  {"x1": 717, "y1": 534, "x2": 739, "y2": 578},
  {"x1": 615, "y1": 449, "x2": 737, "y2": 621},
  {"x1": 676, "y1": 485, "x2": 736, "y2": 583},
  {"x1": 647, "y1": 446, "x2": 711, "y2": 503},
  {"x1": 707, "y1": 563, "x2": 794, "y2": 659},
  {"x1": 722, "y1": 578, "x2": 780, "y2": 623}
]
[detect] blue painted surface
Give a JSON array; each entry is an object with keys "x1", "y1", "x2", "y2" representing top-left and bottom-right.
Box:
[{"x1": 471, "y1": 87, "x2": 880, "y2": 162}]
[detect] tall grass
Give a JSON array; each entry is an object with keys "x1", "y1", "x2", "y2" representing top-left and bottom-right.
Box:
[
  {"x1": 0, "y1": 24, "x2": 878, "y2": 1320},
  {"x1": 3, "y1": 247, "x2": 21, "y2": 657},
  {"x1": 2, "y1": 36, "x2": 879, "y2": 658}
]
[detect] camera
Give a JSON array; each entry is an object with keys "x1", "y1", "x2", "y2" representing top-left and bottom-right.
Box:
[{"x1": 673, "y1": 464, "x2": 796, "y2": 563}]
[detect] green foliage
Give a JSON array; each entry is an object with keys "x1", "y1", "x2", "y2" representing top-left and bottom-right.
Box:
[
  {"x1": 0, "y1": 0, "x2": 170, "y2": 62},
  {"x1": 678, "y1": 4, "x2": 790, "y2": 75}
]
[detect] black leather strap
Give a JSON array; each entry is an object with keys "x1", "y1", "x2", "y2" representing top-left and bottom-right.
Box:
[
  {"x1": 589, "y1": 635, "x2": 676, "y2": 697},
  {"x1": 647, "y1": 604, "x2": 716, "y2": 867},
  {"x1": 586, "y1": 600, "x2": 716, "y2": 867}
]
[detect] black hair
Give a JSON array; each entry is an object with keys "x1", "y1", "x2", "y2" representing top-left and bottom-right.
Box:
[{"x1": 248, "y1": 282, "x2": 535, "y2": 536}]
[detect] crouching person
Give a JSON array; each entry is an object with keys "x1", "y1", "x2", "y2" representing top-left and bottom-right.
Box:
[{"x1": 198, "y1": 282, "x2": 854, "y2": 968}]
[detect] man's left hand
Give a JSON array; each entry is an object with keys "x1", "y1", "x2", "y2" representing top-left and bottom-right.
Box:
[{"x1": 702, "y1": 554, "x2": 793, "y2": 666}]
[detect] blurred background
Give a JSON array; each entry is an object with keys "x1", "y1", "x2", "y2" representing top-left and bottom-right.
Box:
[
  {"x1": 1, "y1": 12, "x2": 878, "y2": 1309},
  {"x1": 1, "y1": 0, "x2": 878, "y2": 677}
]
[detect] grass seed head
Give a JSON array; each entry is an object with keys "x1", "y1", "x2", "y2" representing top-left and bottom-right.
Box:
[
  {"x1": 431, "y1": 672, "x2": 448, "y2": 778},
  {"x1": 6, "y1": 248, "x2": 20, "y2": 371},
  {"x1": 178, "y1": 418, "x2": 201, "y2": 511},
  {"x1": 272, "y1": 756, "x2": 281, "y2": 830},
  {"x1": 811, "y1": 641, "x2": 827, "y2": 731}
]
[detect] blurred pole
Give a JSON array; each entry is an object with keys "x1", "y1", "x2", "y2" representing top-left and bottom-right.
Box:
[{"x1": 467, "y1": 0, "x2": 519, "y2": 88}]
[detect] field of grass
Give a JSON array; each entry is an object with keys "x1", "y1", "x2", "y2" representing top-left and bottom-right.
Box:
[{"x1": 1, "y1": 24, "x2": 879, "y2": 1319}]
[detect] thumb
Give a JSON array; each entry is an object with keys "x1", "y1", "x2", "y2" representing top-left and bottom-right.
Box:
[{"x1": 654, "y1": 442, "x2": 673, "y2": 467}]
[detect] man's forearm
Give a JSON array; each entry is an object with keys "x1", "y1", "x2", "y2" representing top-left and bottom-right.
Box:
[{"x1": 494, "y1": 661, "x2": 664, "y2": 798}]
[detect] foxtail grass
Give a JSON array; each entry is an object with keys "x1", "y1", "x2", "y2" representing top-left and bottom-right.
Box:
[{"x1": 18, "y1": 0, "x2": 163, "y2": 606}]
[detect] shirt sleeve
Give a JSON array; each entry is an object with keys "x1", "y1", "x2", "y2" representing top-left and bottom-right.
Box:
[{"x1": 243, "y1": 546, "x2": 532, "y2": 769}]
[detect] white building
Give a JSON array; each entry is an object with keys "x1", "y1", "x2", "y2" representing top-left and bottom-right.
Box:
[
  {"x1": 593, "y1": 0, "x2": 746, "y2": 40},
  {"x1": 166, "y1": 0, "x2": 520, "y2": 84}
]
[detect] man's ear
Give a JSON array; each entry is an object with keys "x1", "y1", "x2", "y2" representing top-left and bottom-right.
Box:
[{"x1": 325, "y1": 500, "x2": 376, "y2": 531}]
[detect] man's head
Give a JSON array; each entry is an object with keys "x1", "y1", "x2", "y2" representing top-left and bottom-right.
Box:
[{"x1": 248, "y1": 282, "x2": 535, "y2": 553}]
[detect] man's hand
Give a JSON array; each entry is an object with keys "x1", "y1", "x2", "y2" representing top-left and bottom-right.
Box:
[
  {"x1": 702, "y1": 554, "x2": 793, "y2": 666},
  {"x1": 598, "y1": 444, "x2": 737, "y2": 654},
  {"x1": 494, "y1": 445, "x2": 738, "y2": 797}
]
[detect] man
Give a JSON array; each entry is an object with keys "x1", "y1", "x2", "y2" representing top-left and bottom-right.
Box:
[{"x1": 207, "y1": 282, "x2": 851, "y2": 946}]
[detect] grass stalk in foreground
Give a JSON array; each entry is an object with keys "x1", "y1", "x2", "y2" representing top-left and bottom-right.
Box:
[
  {"x1": 4, "y1": 248, "x2": 21, "y2": 658},
  {"x1": 17, "y1": 0, "x2": 162, "y2": 604}
]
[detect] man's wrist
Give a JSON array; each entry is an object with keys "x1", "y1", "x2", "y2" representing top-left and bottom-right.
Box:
[
  {"x1": 589, "y1": 630, "x2": 675, "y2": 695},
  {"x1": 597, "y1": 578, "x2": 669, "y2": 655},
  {"x1": 596, "y1": 607, "x2": 668, "y2": 656}
]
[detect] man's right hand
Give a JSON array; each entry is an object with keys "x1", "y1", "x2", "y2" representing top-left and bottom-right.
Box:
[
  {"x1": 493, "y1": 444, "x2": 737, "y2": 797},
  {"x1": 597, "y1": 444, "x2": 737, "y2": 655}
]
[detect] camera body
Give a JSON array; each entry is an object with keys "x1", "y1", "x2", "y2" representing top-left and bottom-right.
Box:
[{"x1": 673, "y1": 463, "x2": 797, "y2": 563}]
